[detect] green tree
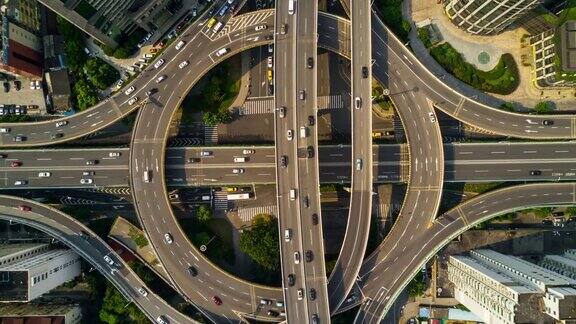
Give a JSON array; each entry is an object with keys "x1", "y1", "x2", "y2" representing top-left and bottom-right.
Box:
[
  {"x1": 195, "y1": 205, "x2": 213, "y2": 223},
  {"x1": 565, "y1": 206, "x2": 576, "y2": 217},
  {"x1": 499, "y1": 102, "x2": 515, "y2": 112},
  {"x1": 417, "y1": 27, "x2": 432, "y2": 48},
  {"x1": 73, "y1": 78, "x2": 99, "y2": 111},
  {"x1": 100, "y1": 285, "x2": 147, "y2": 323},
  {"x1": 527, "y1": 207, "x2": 553, "y2": 218},
  {"x1": 85, "y1": 57, "x2": 120, "y2": 89},
  {"x1": 407, "y1": 274, "x2": 426, "y2": 297},
  {"x1": 534, "y1": 101, "x2": 553, "y2": 114},
  {"x1": 203, "y1": 109, "x2": 232, "y2": 126},
  {"x1": 129, "y1": 261, "x2": 155, "y2": 285},
  {"x1": 239, "y1": 214, "x2": 280, "y2": 271}
]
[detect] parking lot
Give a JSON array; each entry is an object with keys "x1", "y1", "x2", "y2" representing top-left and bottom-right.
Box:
[{"x1": 0, "y1": 78, "x2": 47, "y2": 115}]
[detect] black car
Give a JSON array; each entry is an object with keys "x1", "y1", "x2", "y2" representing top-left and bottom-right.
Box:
[
  {"x1": 530, "y1": 170, "x2": 542, "y2": 176},
  {"x1": 308, "y1": 288, "x2": 316, "y2": 301},
  {"x1": 542, "y1": 219, "x2": 553, "y2": 226},
  {"x1": 307, "y1": 146, "x2": 314, "y2": 158},
  {"x1": 188, "y1": 158, "x2": 200, "y2": 163},
  {"x1": 145, "y1": 88, "x2": 158, "y2": 96},
  {"x1": 311, "y1": 213, "x2": 318, "y2": 225},
  {"x1": 0, "y1": 154, "x2": 6, "y2": 159},
  {"x1": 312, "y1": 314, "x2": 319, "y2": 324},
  {"x1": 305, "y1": 250, "x2": 313, "y2": 262},
  {"x1": 280, "y1": 155, "x2": 287, "y2": 168},
  {"x1": 287, "y1": 274, "x2": 295, "y2": 286},
  {"x1": 14, "y1": 80, "x2": 21, "y2": 91},
  {"x1": 86, "y1": 160, "x2": 98, "y2": 165},
  {"x1": 3, "y1": 82, "x2": 9, "y2": 92},
  {"x1": 188, "y1": 266, "x2": 198, "y2": 277},
  {"x1": 308, "y1": 115, "x2": 315, "y2": 126},
  {"x1": 361, "y1": 66, "x2": 369, "y2": 78},
  {"x1": 50, "y1": 133, "x2": 63, "y2": 139},
  {"x1": 303, "y1": 196, "x2": 309, "y2": 208},
  {"x1": 307, "y1": 57, "x2": 314, "y2": 69},
  {"x1": 542, "y1": 120, "x2": 554, "y2": 126}
]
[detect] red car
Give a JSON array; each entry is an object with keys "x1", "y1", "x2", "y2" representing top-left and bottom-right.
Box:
[
  {"x1": 18, "y1": 205, "x2": 31, "y2": 212},
  {"x1": 212, "y1": 296, "x2": 222, "y2": 305},
  {"x1": 10, "y1": 161, "x2": 21, "y2": 167}
]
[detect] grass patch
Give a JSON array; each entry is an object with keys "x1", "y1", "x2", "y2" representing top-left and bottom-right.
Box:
[
  {"x1": 179, "y1": 217, "x2": 235, "y2": 271},
  {"x1": 429, "y1": 42, "x2": 519, "y2": 95},
  {"x1": 462, "y1": 182, "x2": 506, "y2": 194},
  {"x1": 128, "y1": 226, "x2": 149, "y2": 248}
]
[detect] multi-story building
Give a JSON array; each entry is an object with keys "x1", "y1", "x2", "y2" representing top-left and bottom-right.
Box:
[
  {"x1": 37, "y1": 0, "x2": 184, "y2": 48},
  {"x1": 531, "y1": 20, "x2": 576, "y2": 87},
  {"x1": 0, "y1": 302, "x2": 82, "y2": 324},
  {"x1": 444, "y1": 0, "x2": 542, "y2": 35},
  {"x1": 540, "y1": 249, "x2": 576, "y2": 280},
  {"x1": 448, "y1": 249, "x2": 576, "y2": 324},
  {"x1": 0, "y1": 243, "x2": 81, "y2": 302}
]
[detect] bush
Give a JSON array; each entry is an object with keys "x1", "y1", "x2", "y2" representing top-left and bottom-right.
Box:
[
  {"x1": 527, "y1": 207, "x2": 553, "y2": 218},
  {"x1": 566, "y1": 206, "x2": 576, "y2": 217},
  {"x1": 203, "y1": 109, "x2": 232, "y2": 126},
  {"x1": 128, "y1": 226, "x2": 149, "y2": 248},
  {"x1": 407, "y1": 273, "x2": 426, "y2": 297},
  {"x1": 499, "y1": 102, "x2": 516, "y2": 112},
  {"x1": 73, "y1": 78, "x2": 99, "y2": 111},
  {"x1": 85, "y1": 57, "x2": 120, "y2": 90},
  {"x1": 534, "y1": 101, "x2": 553, "y2": 114},
  {"x1": 429, "y1": 43, "x2": 519, "y2": 94},
  {"x1": 195, "y1": 205, "x2": 213, "y2": 223},
  {"x1": 374, "y1": 0, "x2": 411, "y2": 41},
  {"x1": 239, "y1": 214, "x2": 279, "y2": 271},
  {"x1": 417, "y1": 27, "x2": 432, "y2": 48},
  {"x1": 99, "y1": 284, "x2": 147, "y2": 323}
]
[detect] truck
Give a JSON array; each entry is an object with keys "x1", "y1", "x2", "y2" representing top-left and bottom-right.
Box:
[
  {"x1": 233, "y1": 157, "x2": 247, "y2": 163},
  {"x1": 227, "y1": 193, "x2": 250, "y2": 200}
]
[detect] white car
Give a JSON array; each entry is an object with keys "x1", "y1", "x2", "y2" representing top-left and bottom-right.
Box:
[
  {"x1": 164, "y1": 233, "x2": 173, "y2": 244},
  {"x1": 128, "y1": 97, "x2": 138, "y2": 105},
  {"x1": 294, "y1": 252, "x2": 300, "y2": 264},
  {"x1": 267, "y1": 56, "x2": 273, "y2": 68},
  {"x1": 38, "y1": 172, "x2": 51, "y2": 178},
  {"x1": 116, "y1": 79, "x2": 124, "y2": 87},
  {"x1": 297, "y1": 288, "x2": 304, "y2": 300},
  {"x1": 242, "y1": 149, "x2": 254, "y2": 154},
  {"x1": 255, "y1": 24, "x2": 267, "y2": 31},
  {"x1": 175, "y1": 40, "x2": 186, "y2": 50},
  {"x1": 286, "y1": 129, "x2": 293, "y2": 141},
  {"x1": 233, "y1": 168, "x2": 244, "y2": 174},
  {"x1": 200, "y1": 151, "x2": 212, "y2": 157},
  {"x1": 138, "y1": 287, "x2": 148, "y2": 297},
  {"x1": 14, "y1": 180, "x2": 27, "y2": 186},
  {"x1": 179, "y1": 60, "x2": 189, "y2": 69},
  {"x1": 124, "y1": 86, "x2": 135, "y2": 96},
  {"x1": 80, "y1": 178, "x2": 93, "y2": 184},
  {"x1": 103, "y1": 255, "x2": 114, "y2": 266},
  {"x1": 109, "y1": 152, "x2": 121, "y2": 157},
  {"x1": 428, "y1": 112, "x2": 436, "y2": 123},
  {"x1": 156, "y1": 75, "x2": 167, "y2": 83},
  {"x1": 154, "y1": 59, "x2": 165, "y2": 69},
  {"x1": 55, "y1": 121, "x2": 68, "y2": 127},
  {"x1": 0, "y1": 127, "x2": 10, "y2": 133},
  {"x1": 354, "y1": 97, "x2": 362, "y2": 109}
]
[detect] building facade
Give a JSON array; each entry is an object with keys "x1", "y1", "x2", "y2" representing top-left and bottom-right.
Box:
[
  {"x1": 0, "y1": 302, "x2": 82, "y2": 324},
  {"x1": 444, "y1": 0, "x2": 542, "y2": 35},
  {"x1": 448, "y1": 249, "x2": 576, "y2": 324},
  {"x1": 0, "y1": 243, "x2": 81, "y2": 302},
  {"x1": 37, "y1": 0, "x2": 183, "y2": 48}
]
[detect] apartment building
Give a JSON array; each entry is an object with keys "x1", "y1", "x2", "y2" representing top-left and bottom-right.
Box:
[
  {"x1": 0, "y1": 243, "x2": 81, "y2": 302},
  {"x1": 448, "y1": 249, "x2": 576, "y2": 324},
  {"x1": 444, "y1": 0, "x2": 542, "y2": 35}
]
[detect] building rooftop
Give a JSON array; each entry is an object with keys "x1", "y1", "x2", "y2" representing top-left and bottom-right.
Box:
[
  {"x1": 560, "y1": 20, "x2": 576, "y2": 71},
  {"x1": 0, "y1": 243, "x2": 46, "y2": 259}
]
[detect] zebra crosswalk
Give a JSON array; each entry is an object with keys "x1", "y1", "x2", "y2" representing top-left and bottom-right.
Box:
[
  {"x1": 213, "y1": 191, "x2": 229, "y2": 210},
  {"x1": 239, "y1": 95, "x2": 345, "y2": 115},
  {"x1": 237, "y1": 205, "x2": 277, "y2": 223},
  {"x1": 205, "y1": 10, "x2": 274, "y2": 41},
  {"x1": 204, "y1": 125, "x2": 218, "y2": 145}
]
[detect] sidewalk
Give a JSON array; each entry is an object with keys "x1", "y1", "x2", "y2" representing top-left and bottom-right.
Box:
[
  {"x1": 229, "y1": 50, "x2": 252, "y2": 110},
  {"x1": 405, "y1": 0, "x2": 576, "y2": 110}
]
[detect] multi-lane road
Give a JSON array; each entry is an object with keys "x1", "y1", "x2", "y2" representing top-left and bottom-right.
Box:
[{"x1": 3, "y1": 142, "x2": 576, "y2": 188}]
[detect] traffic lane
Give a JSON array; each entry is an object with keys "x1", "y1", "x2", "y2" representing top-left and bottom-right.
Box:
[
  {"x1": 376, "y1": 12, "x2": 575, "y2": 139},
  {"x1": 446, "y1": 142, "x2": 576, "y2": 161},
  {"x1": 0, "y1": 169, "x2": 128, "y2": 188},
  {"x1": 0, "y1": 149, "x2": 128, "y2": 167},
  {"x1": 0, "y1": 196, "x2": 193, "y2": 324},
  {"x1": 358, "y1": 183, "x2": 576, "y2": 322},
  {"x1": 167, "y1": 146, "x2": 274, "y2": 166}
]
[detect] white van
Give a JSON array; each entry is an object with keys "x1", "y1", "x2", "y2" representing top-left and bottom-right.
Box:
[
  {"x1": 299, "y1": 126, "x2": 307, "y2": 138},
  {"x1": 212, "y1": 21, "x2": 224, "y2": 34},
  {"x1": 175, "y1": 40, "x2": 186, "y2": 50},
  {"x1": 143, "y1": 170, "x2": 151, "y2": 183},
  {"x1": 233, "y1": 157, "x2": 246, "y2": 163},
  {"x1": 284, "y1": 229, "x2": 292, "y2": 242},
  {"x1": 289, "y1": 189, "x2": 296, "y2": 201},
  {"x1": 215, "y1": 48, "x2": 228, "y2": 57},
  {"x1": 288, "y1": 0, "x2": 295, "y2": 14},
  {"x1": 201, "y1": 195, "x2": 211, "y2": 201}
]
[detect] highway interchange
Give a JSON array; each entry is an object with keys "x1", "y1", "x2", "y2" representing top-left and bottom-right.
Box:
[{"x1": 1, "y1": 1, "x2": 576, "y2": 323}]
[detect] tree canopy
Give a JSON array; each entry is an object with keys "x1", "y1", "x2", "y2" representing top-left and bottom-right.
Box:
[{"x1": 239, "y1": 214, "x2": 279, "y2": 271}]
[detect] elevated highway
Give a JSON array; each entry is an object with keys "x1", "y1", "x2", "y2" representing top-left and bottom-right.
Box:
[{"x1": 0, "y1": 195, "x2": 196, "y2": 324}]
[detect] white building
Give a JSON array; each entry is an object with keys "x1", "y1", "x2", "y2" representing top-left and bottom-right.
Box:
[
  {"x1": 448, "y1": 249, "x2": 576, "y2": 324},
  {"x1": 540, "y1": 249, "x2": 576, "y2": 281},
  {"x1": 444, "y1": 0, "x2": 542, "y2": 35},
  {"x1": 0, "y1": 243, "x2": 81, "y2": 302}
]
